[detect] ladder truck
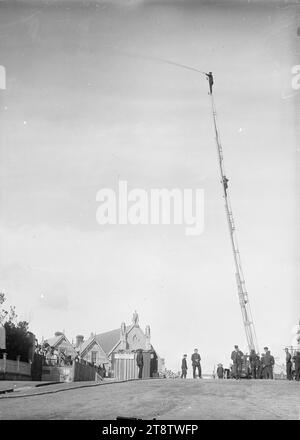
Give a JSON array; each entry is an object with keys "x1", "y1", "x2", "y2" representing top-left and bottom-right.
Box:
[{"x1": 207, "y1": 75, "x2": 259, "y2": 355}]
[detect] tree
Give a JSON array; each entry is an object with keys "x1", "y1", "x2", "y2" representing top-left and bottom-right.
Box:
[{"x1": 0, "y1": 293, "x2": 35, "y2": 362}]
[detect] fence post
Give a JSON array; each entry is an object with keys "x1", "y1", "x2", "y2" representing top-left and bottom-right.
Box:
[
  {"x1": 17, "y1": 355, "x2": 20, "y2": 373},
  {"x1": 71, "y1": 360, "x2": 76, "y2": 382},
  {"x1": 3, "y1": 352, "x2": 7, "y2": 376}
]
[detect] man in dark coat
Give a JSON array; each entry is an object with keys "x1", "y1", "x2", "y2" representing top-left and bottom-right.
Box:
[
  {"x1": 181, "y1": 354, "x2": 188, "y2": 379},
  {"x1": 249, "y1": 349, "x2": 257, "y2": 379},
  {"x1": 217, "y1": 364, "x2": 224, "y2": 379},
  {"x1": 231, "y1": 345, "x2": 244, "y2": 379},
  {"x1": 293, "y1": 351, "x2": 300, "y2": 381},
  {"x1": 263, "y1": 348, "x2": 274, "y2": 379},
  {"x1": 259, "y1": 353, "x2": 266, "y2": 379},
  {"x1": 255, "y1": 354, "x2": 262, "y2": 379},
  {"x1": 285, "y1": 348, "x2": 292, "y2": 380},
  {"x1": 136, "y1": 349, "x2": 144, "y2": 379},
  {"x1": 191, "y1": 349, "x2": 202, "y2": 379}
]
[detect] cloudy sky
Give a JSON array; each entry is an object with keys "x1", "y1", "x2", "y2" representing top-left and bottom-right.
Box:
[{"x1": 0, "y1": 0, "x2": 299, "y2": 373}]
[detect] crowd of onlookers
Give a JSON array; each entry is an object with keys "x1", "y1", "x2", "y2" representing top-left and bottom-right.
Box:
[
  {"x1": 35, "y1": 344, "x2": 74, "y2": 366},
  {"x1": 284, "y1": 347, "x2": 300, "y2": 381},
  {"x1": 226, "y1": 345, "x2": 300, "y2": 380},
  {"x1": 228, "y1": 345, "x2": 277, "y2": 380},
  {"x1": 178, "y1": 345, "x2": 300, "y2": 381},
  {"x1": 34, "y1": 343, "x2": 107, "y2": 377}
]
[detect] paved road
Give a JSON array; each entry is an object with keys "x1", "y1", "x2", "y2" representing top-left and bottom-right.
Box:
[{"x1": 0, "y1": 379, "x2": 299, "y2": 420}]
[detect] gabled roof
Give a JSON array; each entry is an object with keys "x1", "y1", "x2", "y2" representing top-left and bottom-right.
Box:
[
  {"x1": 79, "y1": 324, "x2": 153, "y2": 358},
  {"x1": 80, "y1": 334, "x2": 99, "y2": 355},
  {"x1": 95, "y1": 325, "x2": 131, "y2": 355},
  {"x1": 45, "y1": 334, "x2": 65, "y2": 348}
]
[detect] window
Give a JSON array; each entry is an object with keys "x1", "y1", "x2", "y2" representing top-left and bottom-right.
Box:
[{"x1": 91, "y1": 351, "x2": 97, "y2": 364}]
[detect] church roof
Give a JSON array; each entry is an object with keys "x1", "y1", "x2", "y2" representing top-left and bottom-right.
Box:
[
  {"x1": 95, "y1": 326, "x2": 131, "y2": 355},
  {"x1": 79, "y1": 322, "x2": 153, "y2": 358}
]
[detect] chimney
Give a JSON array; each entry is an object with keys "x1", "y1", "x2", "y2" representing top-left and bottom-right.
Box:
[{"x1": 76, "y1": 335, "x2": 84, "y2": 348}]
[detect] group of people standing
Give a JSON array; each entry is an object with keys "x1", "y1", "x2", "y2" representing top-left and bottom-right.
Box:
[
  {"x1": 231, "y1": 345, "x2": 275, "y2": 380},
  {"x1": 285, "y1": 348, "x2": 300, "y2": 381},
  {"x1": 180, "y1": 345, "x2": 300, "y2": 380},
  {"x1": 35, "y1": 344, "x2": 73, "y2": 367},
  {"x1": 181, "y1": 349, "x2": 202, "y2": 379}
]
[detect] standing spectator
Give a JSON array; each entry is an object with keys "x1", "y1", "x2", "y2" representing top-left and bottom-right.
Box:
[
  {"x1": 259, "y1": 353, "x2": 266, "y2": 378},
  {"x1": 45, "y1": 347, "x2": 52, "y2": 366},
  {"x1": 285, "y1": 348, "x2": 292, "y2": 380},
  {"x1": 293, "y1": 351, "x2": 300, "y2": 381},
  {"x1": 136, "y1": 349, "x2": 144, "y2": 379},
  {"x1": 231, "y1": 345, "x2": 243, "y2": 380},
  {"x1": 249, "y1": 349, "x2": 258, "y2": 379},
  {"x1": 255, "y1": 354, "x2": 262, "y2": 379},
  {"x1": 270, "y1": 351, "x2": 275, "y2": 379},
  {"x1": 263, "y1": 348, "x2": 274, "y2": 379},
  {"x1": 191, "y1": 349, "x2": 202, "y2": 379},
  {"x1": 217, "y1": 363, "x2": 224, "y2": 379},
  {"x1": 181, "y1": 354, "x2": 188, "y2": 379}
]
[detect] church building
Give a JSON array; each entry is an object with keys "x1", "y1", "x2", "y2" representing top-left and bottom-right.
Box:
[{"x1": 79, "y1": 311, "x2": 163, "y2": 376}]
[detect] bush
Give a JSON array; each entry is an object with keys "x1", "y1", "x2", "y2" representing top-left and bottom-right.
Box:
[{"x1": 0, "y1": 293, "x2": 35, "y2": 362}]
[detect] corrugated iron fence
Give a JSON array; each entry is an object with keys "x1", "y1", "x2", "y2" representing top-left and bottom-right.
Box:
[{"x1": 112, "y1": 351, "x2": 152, "y2": 380}]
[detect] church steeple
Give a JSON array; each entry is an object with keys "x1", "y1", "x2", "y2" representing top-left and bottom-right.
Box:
[{"x1": 132, "y1": 310, "x2": 139, "y2": 326}]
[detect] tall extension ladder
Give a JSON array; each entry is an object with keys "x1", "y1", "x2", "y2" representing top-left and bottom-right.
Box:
[{"x1": 209, "y1": 90, "x2": 259, "y2": 354}]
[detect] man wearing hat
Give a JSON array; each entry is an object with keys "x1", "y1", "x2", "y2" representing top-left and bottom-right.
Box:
[
  {"x1": 191, "y1": 348, "x2": 202, "y2": 379},
  {"x1": 259, "y1": 353, "x2": 266, "y2": 378},
  {"x1": 255, "y1": 353, "x2": 262, "y2": 379},
  {"x1": 249, "y1": 349, "x2": 258, "y2": 379},
  {"x1": 293, "y1": 351, "x2": 300, "y2": 381},
  {"x1": 230, "y1": 345, "x2": 244, "y2": 379},
  {"x1": 285, "y1": 348, "x2": 292, "y2": 380},
  {"x1": 136, "y1": 349, "x2": 144, "y2": 379},
  {"x1": 263, "y1": 347, "x2": 274, "y2": 379},
  {"x1": 217, "y1": 363, "x2": 224, "y2": 379},
  {"x1": 181, "y1": 354, "x2": 188, "y2": 379}
]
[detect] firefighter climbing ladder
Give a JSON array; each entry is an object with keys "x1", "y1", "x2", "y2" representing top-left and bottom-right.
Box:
[{"x1": 209, "y1": 87, "x2": 259, "y2": 354}]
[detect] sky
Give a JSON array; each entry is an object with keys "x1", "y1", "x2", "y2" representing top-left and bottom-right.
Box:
[{"x1": 0, "y1": 0, "x2": 299, "y2": 374}]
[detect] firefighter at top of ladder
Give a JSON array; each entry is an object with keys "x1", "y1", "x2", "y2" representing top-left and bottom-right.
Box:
[{"x1": 206, "y1": 71, "x2": 214, "y2": 94}]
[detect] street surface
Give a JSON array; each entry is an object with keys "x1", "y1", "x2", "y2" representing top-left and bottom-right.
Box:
[{"x1": 0, "y1": 378, "x2": 299, "y2": 420}]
